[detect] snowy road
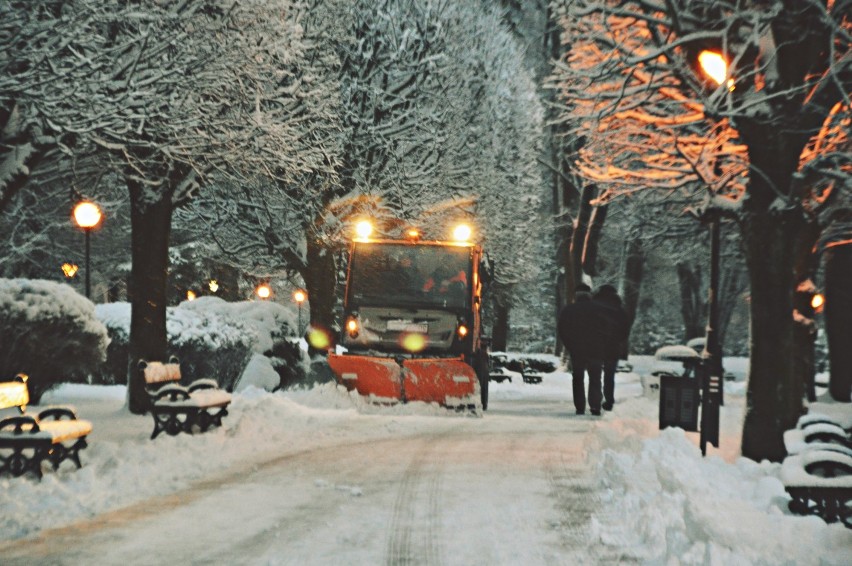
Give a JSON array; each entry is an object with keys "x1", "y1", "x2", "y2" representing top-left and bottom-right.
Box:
[{"x1": 1, "y1": 397, "x2": 618, "y2": 566}]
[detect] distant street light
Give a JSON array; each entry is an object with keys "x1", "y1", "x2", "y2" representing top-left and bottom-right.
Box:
[
  {"x1": 209, "y1": 279, "x2": 219, "y2": 293},
  {"x1": 73, "y1": 201, "x2": 103, "y2": 299},
  {"x1": 186, "y1": 290, "x2": 197, "y2": 301},
  {"x1": 811, "y1": 292, "x2": 825, "y2": 313},
  {"x1": 256, "y1": 284, "x2": 272, "y2": 300},
  {"x1": 293, "y1": 289, "x2": 307, "y2": 334},
  {"x1": 61, "y1": 263, "x2": 79, "y2": 279}
]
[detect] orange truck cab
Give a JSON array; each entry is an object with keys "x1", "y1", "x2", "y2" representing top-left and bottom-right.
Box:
[{"x1": 328, "y1": 231, "x2": 489, "y2": 411}]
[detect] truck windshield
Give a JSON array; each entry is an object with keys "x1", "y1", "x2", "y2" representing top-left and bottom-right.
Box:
[{"x1": 348, "y1": 243, "x2": 471, "y2": 309}]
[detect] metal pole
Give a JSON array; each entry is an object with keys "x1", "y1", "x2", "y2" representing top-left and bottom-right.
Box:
[
  {"x1": 707, "y1": 216, "x2": 723, "y2": 404},
  {"x1": 84, "y1": 229, "x2": 91, "y2": 299},
  {"x1": 700, "y1": 214, "x2": 722, "y2": 455},
  {"x1": 298, "y1": 304, "x2": 302, "y2": 336}
]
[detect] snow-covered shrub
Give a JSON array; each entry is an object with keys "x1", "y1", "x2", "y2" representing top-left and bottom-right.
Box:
[
  {"x1": 167, "y1": 301, "x2": 255, "y2": 391},
  {"x1": 179, "y1": 297, "x2": 308, "y2": 389},
  {"x1": 0, "y1": 279, "x2": 108, "y2": 402},
  {"x1": 94, "y1": 298, "x2": 308, "y2": 391}
]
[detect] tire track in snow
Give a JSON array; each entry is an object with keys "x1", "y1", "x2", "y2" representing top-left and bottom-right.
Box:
[
  {"x1": 385, "y1": 430, "x2": 451, "y2": 566},
  {"x1": 546, "y1": 447, "x2": 639, "y2": 564}
]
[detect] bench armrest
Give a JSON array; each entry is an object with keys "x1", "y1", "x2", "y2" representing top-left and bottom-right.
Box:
[
  {"x1": 0, "y1": 415, "x2": 40, "y2": 434},
  {"x1": 150, "y1": 384, "x2": 191, "y2": 403},
  {"x1": 188, "y1": 378, "x2": 220, "y2": 392},
  {"x1": 37, "y1": 407, "x2": 79, "y2": 421}
]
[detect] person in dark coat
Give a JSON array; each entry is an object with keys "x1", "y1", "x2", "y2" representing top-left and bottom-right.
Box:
[
  {"x1": 557, "y1": 283, "x2": 609, "y2": 415},
  {"x1": 594, "y1": 284, "x2": 631, "y2": 412}
]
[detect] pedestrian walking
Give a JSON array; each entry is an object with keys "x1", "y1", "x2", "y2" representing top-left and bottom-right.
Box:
[
  {"x1": 593, "y1": 284, "x2": 631, "y2": 412},
  {"x1": 557, "y1": 283, "x2": 609, "y2": 415}
]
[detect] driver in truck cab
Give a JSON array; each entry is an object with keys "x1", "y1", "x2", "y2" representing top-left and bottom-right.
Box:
[{"x1": 423, "y1": 267, "x2": 467, "y2": 295}]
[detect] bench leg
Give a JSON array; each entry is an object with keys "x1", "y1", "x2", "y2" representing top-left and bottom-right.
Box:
[
  {"x1": 49, "y1": 438, "x2": 88, "y2": 470},
  {"x1": 0, "y1": 446, "x2": 46, "y2": 479},
  {"x1": 205, "y1": 407, "x2": 229, "y2": 431},
  {"x1": 151, "y1": 411, "x2": 195, "y2": 439}
]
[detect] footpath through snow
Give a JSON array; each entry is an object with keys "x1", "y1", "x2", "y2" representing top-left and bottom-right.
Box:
[{"x1": 0, "y1": 355, "x2": 849, "y2": 565}]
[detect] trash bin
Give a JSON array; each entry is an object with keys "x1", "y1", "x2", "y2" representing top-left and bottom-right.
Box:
[{"x1": 659, "y1": 373, "x2": 700, "y2": 432}]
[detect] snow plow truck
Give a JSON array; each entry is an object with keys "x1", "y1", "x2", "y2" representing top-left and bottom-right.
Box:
[{"x1": 328, "y1": 221, "x2": 490, "y2": 411}]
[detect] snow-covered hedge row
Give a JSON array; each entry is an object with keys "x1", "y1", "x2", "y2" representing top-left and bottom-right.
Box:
[
  {"x1": 0, "y1": 279, "x2": 108, "y2": 402},
  {"x1": 94, "y1": 297, "x2": 308, "y2": 391}
]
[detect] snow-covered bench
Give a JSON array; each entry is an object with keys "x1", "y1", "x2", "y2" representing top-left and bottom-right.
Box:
[
  {"x1": 0, "y1": 374, "x2": 92, "y2": 478},
  {"x1": 781, "y1": 414, "x2": 852, "y2": 527},
  {"x1": 139, "y1": 358, "x2": 232, "y2": 439}
]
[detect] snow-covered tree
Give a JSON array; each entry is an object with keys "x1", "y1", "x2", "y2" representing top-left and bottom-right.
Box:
[
  {"x1": 1, "y1": 0, "x2": 334, "y2": 412},
  {"x1": 179, "y1": 0, "x2": 546, "y2": 345},
  {"x1": 550, "y1": 0, "x2": 850, "y2": 461}
]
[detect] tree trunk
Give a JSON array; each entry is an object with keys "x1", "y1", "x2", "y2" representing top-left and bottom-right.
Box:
[
  {"x1": 569, "y1": 184, "x2": 595, "y2": 290},
  {"x1": 718, "y1": 262, "x2": 746, "y2": 347},
  {"x1": 492, "y1": 299, "x2": 510, "y2": 352},
  {"x1": 621, "y1": 235, "x2": 644, "y2": 328},
  {"x1": 582, "y1": 203, "x2": 608, "y2": 276},
  {"x1": 824, "y1": 243, "x2": 852, "y2": 401},
  {"x1": 676, "y1": 261, "x2": 705, "y2": 341},
  {"x1": 127, "y1": 181, "x2": 173, "y2": 414},
  {"x1": 792, "y1": 221, "x2": 821, "y2": 402},
  {"x1": 740, "y1": 210, "x2": 804, "y2": 461},
  {"x1": 302, "y1": 234, "x2": 337, "y2": 339}
]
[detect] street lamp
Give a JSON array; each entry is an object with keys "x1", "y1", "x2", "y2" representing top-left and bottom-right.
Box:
[
  {"x1": 696, "y1": 50, "x2": 729, "y2": 454},
  {"x1": 293, "y1": 289, "x2": 307, "y2": 335},
  {"x1": 73, "y1": 201, "x2": 102, "y2": 299}
]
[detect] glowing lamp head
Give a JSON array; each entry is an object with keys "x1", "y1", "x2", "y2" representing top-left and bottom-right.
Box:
[
  {"x1": 355, "y1": 220, "x2": 373, "y2": 240},
  {"x1": 61, "y1": 263, "x2": 79, "y2": 278},
  {"x1": 811, "y1": 293, "x2": 825, "y2": 312},
  {"x1": 457, "y1": 324, "x2": 469, "y2": 338},
  {"x1": 293, "y1": 289, "x2": 307, "y2": 303},
  {"x1": 256, "y1": 284, "x2": 272, "y2": 299},
  {"x1": 406, "y1": 228, "x2": 420, "y2": 241},
  {"x1": 452, "y1": 224, "x2": 472, "y2": 242},
  {"x1": 698, "y1": 50, "x2": 734, "y2": 90},
  {"x1": 208, "y1": 280, "x2": 219, "y2": 293},
  {"x1": 186, "y1": 290, "x2": 197, "y2": 301},
  {"x1": 73, "y1": 201, "x2": 102, "y2": 229}
]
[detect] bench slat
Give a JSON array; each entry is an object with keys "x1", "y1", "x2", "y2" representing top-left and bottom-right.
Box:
[{"x1": 0, "y1": 381, "x2": 29, "y2": 411}]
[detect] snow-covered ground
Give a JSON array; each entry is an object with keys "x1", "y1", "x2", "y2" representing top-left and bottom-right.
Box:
[{"x1": 1, "y1": 355, "x2": 850, "y2": 564}]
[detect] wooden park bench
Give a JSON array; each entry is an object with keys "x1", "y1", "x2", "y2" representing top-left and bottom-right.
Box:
[
  {"x1": 0, "y1": 374, "x2": 92, "y2": 478},
  {"x1": 139, "y1": 358, "x2": 232, "y2": 439}
]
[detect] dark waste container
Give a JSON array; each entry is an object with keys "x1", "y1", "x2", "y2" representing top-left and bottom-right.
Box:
[{"x1": 659, "y1": 373, "x2": 700, "y2": 432}]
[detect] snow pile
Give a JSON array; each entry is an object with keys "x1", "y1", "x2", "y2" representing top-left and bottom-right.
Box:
[
  {"x1": 95, "y1": 298, "x2": 306, "y2": 391},
  {"x1": 592, "y1": 417, "x2": 850, "y2": 565},
  {"x1": 1, "y1": 357, "x2": 849, "y2": 564}
]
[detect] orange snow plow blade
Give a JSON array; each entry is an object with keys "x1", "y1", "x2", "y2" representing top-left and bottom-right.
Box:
[
  {"x1": 403, "y1": 357, "x2": 477, "y2": 405},
  {"x1": 328, "y1": 354, "x2": 402, "y2": 402}
]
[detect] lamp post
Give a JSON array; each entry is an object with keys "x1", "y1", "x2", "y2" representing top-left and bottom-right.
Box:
[
  {"x1": 73, "y1": 201, "x2": 102, "y2": 299},
  {"x1": 696, "y1": 50, "x2": 729, "y2": 454},
  {"x1": 293, "y1": 289, "x2": 307, "y2": 335}
]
